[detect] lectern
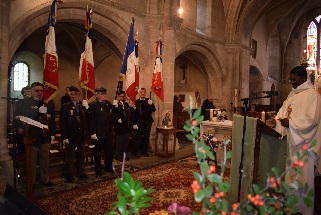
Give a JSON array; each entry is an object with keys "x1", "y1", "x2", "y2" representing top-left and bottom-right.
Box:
[
  {"x1": 229, "y1": 115, "x2": 287, "y2": 202},
  {"x1": 16, "y1": 116, "x2": 48, "y2": 199}
]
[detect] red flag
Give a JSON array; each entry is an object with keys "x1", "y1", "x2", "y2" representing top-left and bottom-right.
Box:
[
  {"x1": 43, "y1": 0, "x2": 61, "y2": 103},
  {"x1": 151, "y1": 39, "x2": 164, "y2": 101},
  {"x1": 79, "y1": 7, "x2": 95, "y2": 101},
  {"x1": 120, "y1": 18, "x2": 139, "y2": 106}
]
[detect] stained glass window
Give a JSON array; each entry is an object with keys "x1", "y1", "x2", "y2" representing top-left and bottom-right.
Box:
[
  {"x1": 307, "y1": 21, "x2": 317, "y2": 68},
  {"x1": 13, "y1": 62, "x2": 29, "y2": 91}
]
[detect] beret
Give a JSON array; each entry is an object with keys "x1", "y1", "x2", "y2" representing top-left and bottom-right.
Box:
[
  {"x1": 69, "y1": 86, "x2": 80, "y2": 92},
  {"x1": 95, "y1": 87, "x2": 107, "y2": 93}
]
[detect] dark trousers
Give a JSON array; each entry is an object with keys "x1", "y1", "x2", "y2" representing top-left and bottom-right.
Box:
[
  {"x1": 134, "y1": 123, "x2": 152, "y2": 154},
  {"x1": 65, "y1": 141, "x2": 85, "y2": 180},
  {"x1": 93, "y1": 135, "x2": 113, "y2": 171},
  {"x1": 115, "y1": 133, "x2": 129, "y2": 158}
]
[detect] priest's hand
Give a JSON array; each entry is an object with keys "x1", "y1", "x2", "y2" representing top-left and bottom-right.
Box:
[
  {"x1": 118, "y1": 118, "x2": 122, "y2": 124},
  {"x1": 265, "y1": 119, "x2": 276, "y2": 128},
  {"x1": 278, "y1": 118, "x2": 289, "y2": 128},
  {"x1": 148, "y1": 99, "x2": 153, "y2": 105},
  {"x1": 113, "y1": 100, "x2": 118, "y2": 107}
]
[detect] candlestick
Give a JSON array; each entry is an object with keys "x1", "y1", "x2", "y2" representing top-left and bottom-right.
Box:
[
  {"x1": 261, "y1": 111, "x2": 266, "y2": 122},
  {"x1": 234, "y1": 89, "x2": 238, "y2": 107},
  {"x1": 209, "y1": 109, "x2": 213, "y2": 121}
]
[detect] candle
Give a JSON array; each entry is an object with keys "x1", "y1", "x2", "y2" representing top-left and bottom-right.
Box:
[
  {"x1": 261, "y1": 111, "x2": 266, "y2": 122},
  {"x1": 209, "y1": 109, "x2": 213, "y2": 121},
  {"x1": 234, "y1": 89, "x2": 238, "y2": 107}
]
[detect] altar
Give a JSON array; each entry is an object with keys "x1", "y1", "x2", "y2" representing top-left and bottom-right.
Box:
[{"x1": 200, "y1": 120, "x2": 233, "y2": 138}]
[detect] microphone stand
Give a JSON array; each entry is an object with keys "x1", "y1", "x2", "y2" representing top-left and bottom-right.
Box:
[{"x1": 237, "y1": 94, "x2": 271, "y2": 200}]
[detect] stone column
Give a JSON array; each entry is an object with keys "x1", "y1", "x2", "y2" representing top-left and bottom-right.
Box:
[{"x1": 0, "y1": 0, "x2": 14, "y2": 191}]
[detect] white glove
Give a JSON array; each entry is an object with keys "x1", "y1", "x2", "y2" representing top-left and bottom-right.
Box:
[
  {"x1": 63, "y1": 139, "x2": 69, "y2": 144},
  {"x1": 133, "y1": 125, "x2": 138, "y2": 130},
  {"x1": 113, "y1": 100, "x2": 118, "y2": 107},
  {"x1": 39, "y1": 105, "x2": 47, "y2": 114},
  {"x1": 51, "y1": 136, "x2": 55, "y2": 141},
  {"x1": 148, "y1": 99, "x2": 153, "y2": 105},
  {"x1": 91, "y1": 134, "x2": 98, "y2": 140},
  {"x1": 82, "y1": 100, "x2": 89, "y2": 109},
  {"x1": 118, "y1": 118, "x2": 122, "y2": 123}
]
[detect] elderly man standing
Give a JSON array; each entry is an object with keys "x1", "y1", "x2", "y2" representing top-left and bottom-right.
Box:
[
  {"x1": 266, "y1": 66, "x2": 321, "y2": 215},
  {"x1": 60, "y1": 86, "x2": 89, "y2": 183},
  {"x1": 87, "y1": 87, "x2": 114, "y2": 175},
  {"x1": 14, "y1": 82, "x2": 55, "y2": 188},
  {"x1": 201, "y1": 96, "x2": 216, "y2": 117}
]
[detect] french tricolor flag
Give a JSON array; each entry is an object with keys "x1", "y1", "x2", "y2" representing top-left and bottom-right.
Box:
[{"x1": 120, "y1": 18, "x2": 139, "y2": 106}]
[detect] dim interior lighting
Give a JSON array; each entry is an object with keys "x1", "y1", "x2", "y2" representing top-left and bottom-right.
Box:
[{"x1": 178, "y1": 8, "x2": 183, "y2": 14}]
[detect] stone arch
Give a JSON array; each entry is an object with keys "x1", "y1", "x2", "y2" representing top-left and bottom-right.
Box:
[
  {"x1": 175, "y1": 42, "x2": 225, "y2": 107},
  {"x1": 8, "y1": 2, "x2": 148, "y2": 68}
]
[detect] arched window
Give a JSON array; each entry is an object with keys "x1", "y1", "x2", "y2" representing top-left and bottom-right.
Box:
[
  {"x1": 13, "y1": 62, "x2": 29, "y2": 91},
  {"x1": 306, "y1": 15, "x2": 321, "y2": 71}
]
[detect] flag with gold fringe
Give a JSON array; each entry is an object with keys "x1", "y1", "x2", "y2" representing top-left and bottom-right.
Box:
[
  {"x1": 79, "y1": 6, "x2": 95, "y2": 101},
  {"x1": 43, "y1": 0, "x2": 62, "y2": 103},
  {"x1": 151, "y1": 38, "x2": 164, "y2": 101}
]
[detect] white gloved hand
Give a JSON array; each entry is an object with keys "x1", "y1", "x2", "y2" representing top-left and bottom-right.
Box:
[
  {"x1": 39, "y1": 105, "x2": 47, "y2": 114},
  {"x1": 133, "y1": 125, "x2": 138, "y2": 130},
  {"x1": 82, "y1": 100, "x2": 89, "y2": 109},
  {"x1": 148, "y1": 99, "x2": 153, "y2": 105},
  {"x1": 63, "y1": 139, "x2": 69, "y2": 144},
  {"x1": 118, "y1": 118, "x2": 122, "y2": 123},
  {"x1": 51, "y1": 136, "x2": 55, "y2": 141},
  {"x1": 113, "y1": 100, "x2": 118, "y2": 107},
  {"x1": 91, "y1": 134, "x2": 98, "y2": 140}
]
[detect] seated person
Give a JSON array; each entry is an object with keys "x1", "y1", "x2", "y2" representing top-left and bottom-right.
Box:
[{"x1": 173, "y1": 95, "x2": 184, "y2": 112}]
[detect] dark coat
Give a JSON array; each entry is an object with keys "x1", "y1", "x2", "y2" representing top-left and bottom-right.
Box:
[
  {"x1": 113, "y1": 101, "x2": 135, "y2": 135},
  {"x1": 87, "y1": 99, "x2": 113, "y2": 138},
  {"x1": 59, "y1": 101, "x2": 87, "y2": 143},
  {"x1": 14, "y1": 98, "x2": 55, "y2": 144},
  {"x1": 134, "y1": 98, "x2": 156, "y2": 126}
]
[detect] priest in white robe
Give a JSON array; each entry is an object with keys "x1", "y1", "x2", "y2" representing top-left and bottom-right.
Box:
[{"x1": 266, "y1": 66, "x2": 321, "y2": 215}]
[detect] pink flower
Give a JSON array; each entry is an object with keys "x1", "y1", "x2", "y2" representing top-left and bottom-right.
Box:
[{"x1": 167, "y1": 203, "x2": 191, "y2": 215}]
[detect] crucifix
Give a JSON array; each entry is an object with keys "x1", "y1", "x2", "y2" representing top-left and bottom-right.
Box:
[{"x1": 180, "y1": 63, "x2": 187, "y2": 83}]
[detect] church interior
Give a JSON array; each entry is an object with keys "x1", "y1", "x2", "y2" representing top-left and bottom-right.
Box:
[{"x1": 1, "y1": 0, "x2": 321, "y2": 214}]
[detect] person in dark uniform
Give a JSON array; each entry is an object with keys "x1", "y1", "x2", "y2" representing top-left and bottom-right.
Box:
[
  {"x1": 14, "y1": 86, "x2": 32, "y2": 154},
  {"x1": 87, "y1": 87, "x2": 114, "y2": 175},
  {"x1": 60, "y1": 86, "x2": 89, "y2": 183},
  {"x1": 14, "y1": 82, "x2": 56, "y2": 187},
  {"x1": 112, "y1": 91, "x2": 136, "y2": 162},
  {"x1": 133, "y1": 88, "x2": 156, "y2": 157},
  {"x1": 60, "y1": 87, "x2": 70, "y2": 106}
]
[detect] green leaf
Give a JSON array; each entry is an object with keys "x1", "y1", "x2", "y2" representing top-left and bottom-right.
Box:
[
  {"x1": 267, "y1": 206, "x2": 276, "y2": 213},
  {"x1": 207, "y1": 173, "x2": 222, "y2": 183},
  {"x1": 226, "y1": 151, "x2": 232, "y2": 159},
  {"x1": 271, "y1": 167, "x2": 279, "y2": 176},
  {"x1": 276, "y1": 210, "x2": 283, "y2": 215},
  {"x1": 195, "y1": 189, "x2": 205, "y2": 202},
  {"x1": 193, "y1": 172, "x2": 203, "y2": 183},
  {"x1": 115, "y1": 180, "x2": 130, "y2": 194},
  {"x1": 252, "y1": 184, "x2": 261, "y2": 194},
  {"x1": 218, "y1": 181, "x2": 230, "y2": 193},
  {"x1": 303, "y1": 196, "x2": 313, "y2": 207},
  {"x1": 310, "y1": 139, "x2": 316, "y2": 148},
  {"x1": 193, "y1": 108, "x2": 202, "y2": 119},
  {"x1": 204, "y1": 184, "x2": 213, "y2": 196},
  {"x1": 186, "y1": 133, "x2": 194, "y2": 141},
  {"x1": 307, "y1": 189, "x2": 314, "y2": 197}
]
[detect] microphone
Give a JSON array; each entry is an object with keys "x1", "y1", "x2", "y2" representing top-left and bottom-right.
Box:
[{"x1": 262, "y1": 91, "x2": 279, "y2": 96}]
